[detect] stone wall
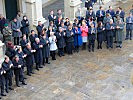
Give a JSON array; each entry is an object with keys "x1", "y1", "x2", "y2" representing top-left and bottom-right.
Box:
[{"x1": 42, "y1": 0, "x2": 58, "y2": 7}]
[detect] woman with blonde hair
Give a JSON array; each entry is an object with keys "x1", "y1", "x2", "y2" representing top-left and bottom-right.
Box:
[{"x1": 80, "y1": 21, "x2": 88, "y2": 50}]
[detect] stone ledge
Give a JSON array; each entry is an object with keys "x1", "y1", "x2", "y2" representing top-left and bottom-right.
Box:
[{"x1": 42, "y1": 0, "x2": 58, "y2": 8}]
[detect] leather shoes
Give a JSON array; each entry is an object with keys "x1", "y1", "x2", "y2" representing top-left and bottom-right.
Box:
[
  {"x1": 31, "y1": 72, "x2": 35, "y2": 74},
  {"x1": 27, "y1": 74, "x2": 31, "y2": 76},
  {"x1": 1, "y1": 94, "x2": 6, "y2": 96},
  {"x1": 39, "y1": 66, "x2": 43, "y2": 68},
  {"x1": 47, "y1": 62, "x2": 50, "y2": 64},
  {"x1": 17, "y1": 85, "x2": 20, "y2": 87},
  {"x1": 22, "y1": 82, "x2": 27, "y2": 85},
  {"x1": 9, "y1": 87, "x2": 14, "y2": 90},
  {"x1": 5, "y1": 89, "x2": 9, "y2": 93}
]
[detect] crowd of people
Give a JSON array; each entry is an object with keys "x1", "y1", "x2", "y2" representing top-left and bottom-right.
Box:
[{"x1": 0, "y1": 1, "x2": 132, "y2": 99}]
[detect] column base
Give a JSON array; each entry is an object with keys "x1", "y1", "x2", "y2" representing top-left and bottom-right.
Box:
[{"x1": 33, "y1": 17, "x2": 47, "y2": 26}]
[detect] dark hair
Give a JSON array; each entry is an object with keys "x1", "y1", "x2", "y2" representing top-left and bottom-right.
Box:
[
  {"x1": 118, "y1": 7, "x2": 122, "y2": 10},
  {"x1": 98, "y1": 21, "x2": 102, "y2": 27},
  {"x1": 31, "y1": 30, "x2": 34, "y2": 33},
  {"x1": 100, "y1": 6, "x2": 103, "y2": 9},
  {"x1": 23, "y1": 15, "x2": 27, "y2": 18}
]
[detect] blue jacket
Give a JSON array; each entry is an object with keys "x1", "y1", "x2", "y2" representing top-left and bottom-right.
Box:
[
  {"x1": 116, "y1": 10, "x2": 125, "y2": 21},
  {"x1": 96, "y1": 10, "x2": 105, "y2": 22},
  {"x1": 21, "y1": 19, "x2": 30, "y2": 34},
  {"x1": 33, "y1": 42, "x2": 43, "y2": 64},
  {"x1": 88, "y1": 27, "x2": 96, "y2": 40},
  {"x1": 86, "y1": 11, "x2": 96, "y2": 21},
  {"x1": 73, "y1": 28, "x2": 82, "y2": 46},
  {"x1": 126, "y1": 16, "x2": 133, "y2": 30},
  {"x1": 36, "y1": 24, "x2": 44, "y2": 36},
  {"x1": 106, "y1": 10, "x2": 115, "y2": 18},
  {"x1": 106, "y1": 23, "x2": 115, "y2": 36}
]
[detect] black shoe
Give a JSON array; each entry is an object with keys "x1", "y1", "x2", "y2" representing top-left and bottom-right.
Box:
[
  {"x1": 100, "y1": 46, "x2": 102, "y2": 49},
  {"x1": 31, "y1": 72, "x2": 35, "y2": 74},
  {"x1": 1, "y1": 94, "x2": 6, "y2": 96},
  {"x1": 46, "y1": 62, "x2": 50, "y2": 64},
  {"x1": 17, "y1": 85, "x2": 20, "y2": 87},
  {"x1": 62, "y1": 54, "x2": 65, "y2": 56},
  {"x1": 97, "y1": 46, "x2": 99, "y2": 49},
  {"x1": 24, "y1": 77, "x2": 27, "y2": 79},
  {"x1": 9, "y1": 87, "x2": 14, "y2": 90},
  {"x1": 39, "y1": 66, "x2": 43, "y2": 68},
  {"x1": 59, "y1": 54, "x2": 62, "y2": 57},
  {"x1": 22, "y1": 82, "x2": 27, "y2": 85},
  {"x1": 5, "y1": 89, "x2": 9, "y2": 93},
  {"x1": 52, "y1": 58, "x2": 56, "y2": 60},
  {"x1": 43, "y1": 63, "x2": 45, "y2": 66},
  {"x1": 27, "y1": 74, "x2": 31, "y2": 76},
  {"x1": 36, "y1": 68, "x2": 39, "y2": 71},
  {"x1": 130, "y1": 38, "x2": 132, "y2": 40},
  {"x1": 0, "y1": 97, "x2": 1, "y2": 99},
  {"x1": 116, "y1": 46, "x2": 119, "y2": 48},
  {"x1": 125, "y1": 38, "x2": 128, "y2": 40}
]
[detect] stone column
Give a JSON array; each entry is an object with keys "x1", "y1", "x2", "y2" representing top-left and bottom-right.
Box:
[
  {"x1": 33, "y1": 0, "x2": 46, "y2": 26},
  {"x1": 64, "y1": 0, "x2": 82, "y2": 21},
  {"x1": 25, "y1": 0, "x2": 46, "y2": 29},
  {"x1": 0, "y1": 41, "x2": 5, "y2": 66}
]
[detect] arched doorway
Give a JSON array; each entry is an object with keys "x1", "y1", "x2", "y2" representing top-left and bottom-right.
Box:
[{"x1": 5, "y1": 0, "x2": 18, "y2": 21}]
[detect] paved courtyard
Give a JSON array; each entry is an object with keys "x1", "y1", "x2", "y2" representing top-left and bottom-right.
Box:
[
  {"x1": 3, "y1": 0, "x2": 133, "y2": 100},
  {"x1": 3, "y1": 39, "x2": 133, "y2": 100}
]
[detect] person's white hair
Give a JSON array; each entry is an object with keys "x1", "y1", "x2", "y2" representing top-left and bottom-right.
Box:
[{"x1": 35, "y1": 38, "x2": 40, "y2": 42}]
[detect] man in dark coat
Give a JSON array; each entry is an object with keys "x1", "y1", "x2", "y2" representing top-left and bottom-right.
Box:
[
  {"x1": 48, "y1": 10, "x2": 56, "y2": 23},
  {"x1": 21, "y1": 16, "x2": 30, "y2": 39},
  {"x1": 86, "y1": 7, "x2": 96, "y2": 21},
  {"x1": 106, "y1": 6, "x2": 115, "y2": 20},
  {"x1": 20, "y1": 34, "x2": 29, "y2": 50},
  {"x1": 56, "y1": 27, "x2": 65, "y2": 57},
  {"x1": 40, "y1": 35, "x2": 50, "y2": 65},
  {"x1": 5, "y1": 42, "x2": 16, "y2": 60},
  {"x1": 23, "y1": 43, "x2": 35, "y2": 76},
  {"x1": 65, "y1": 26, "x2": 74, "y2": 54},
  {"x1": 2, "y1": 56, "x2": 14, "y2": 93},
  {"x1": 85, "y1": 0, "x2": 93, "y2": 10},
  {"x1": 96, "y1": 6, "x2": 105, "y2": 23},
  {"x1": 0, "y1": 65, "x2": 6, "y2": 97},
  {"x1": 0, "y1": 14, "x2": 6, "y2": 34},
  {"x1": 29, "y1": 30, "x2": 38, "y2": 48},
  {"x1": 116, "y1": 7, "x2": 125, "y2": 22},
  {"x1": 12, "y1": 55, "x2": 27, "y2": 87},
  {"x1": 88, "y1": 23, "x2": 96, "y2": 52},
  {"x1": 36, "y1": 21, "x2": 44, "y2": 38},
  {"x1": 105, "y1": 19, "x2": 115, "y2": 48},
  {"x1": 33, "y1": 38, "x2": 43, "y2": 70},
  {"x1": 125, "y1": 13, "x2": 133, "y2": 40},
  {"x1": 11, "y1": 17, "x2": 22, "y2": 45}
]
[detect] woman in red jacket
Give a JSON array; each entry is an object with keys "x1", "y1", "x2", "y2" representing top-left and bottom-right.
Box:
[{"x1": 80, "y1": 21, "x2": 88, "y2": 50}]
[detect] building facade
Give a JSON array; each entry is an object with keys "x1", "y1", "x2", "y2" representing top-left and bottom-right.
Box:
[{"x1": 0, "y1": 0, "x2": 46, "y2": 28}]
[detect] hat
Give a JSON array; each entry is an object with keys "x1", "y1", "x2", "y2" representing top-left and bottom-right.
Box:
[{"x1": 4, "y1": 23, "x2": 8, "y2": 27}]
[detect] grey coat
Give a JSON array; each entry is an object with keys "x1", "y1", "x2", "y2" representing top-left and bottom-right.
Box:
[
  {"x1": 11, "y1": 21, "x2": 22, "y2": 37},
  {"x1": 115, "y1": 18, "x2": 124, "y2": 42}
]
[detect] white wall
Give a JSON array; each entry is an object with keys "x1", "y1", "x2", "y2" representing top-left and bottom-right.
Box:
[
  {"x1": 42, "y1": 0, "x2": 51, "y2": 4},
  {"x1": 0, "y1": 0, "x2": 5, "y2": 16}
]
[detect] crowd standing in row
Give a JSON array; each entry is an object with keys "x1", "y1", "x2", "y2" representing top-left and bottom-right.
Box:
[{"x1": 0, "y1": 2, "x2": 132, "y2": 99}]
